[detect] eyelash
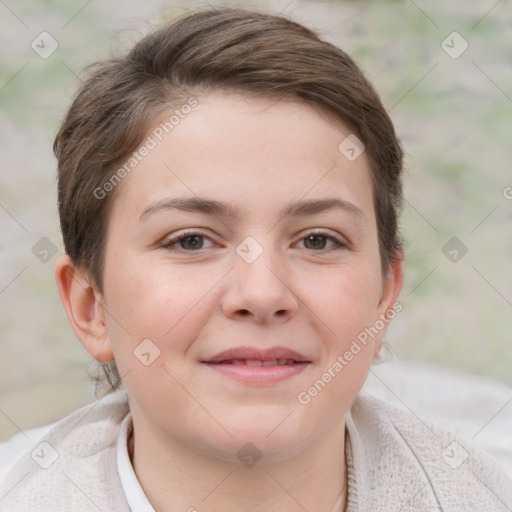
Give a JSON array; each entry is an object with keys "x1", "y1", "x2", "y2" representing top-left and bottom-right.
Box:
[{"x1": 160, "y1": 229, "x2": 348, "y2": 253}]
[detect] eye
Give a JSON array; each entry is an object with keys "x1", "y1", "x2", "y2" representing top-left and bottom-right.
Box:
[
  {"x1": 161, "y1": 231, "x2": 216, "y2": 252},
  {"x1": 295, "y1": 231, "x2": 347, "y2": 251},
  {"x1": 161, "y1": 229, "x2": 348, "y2": 253}
]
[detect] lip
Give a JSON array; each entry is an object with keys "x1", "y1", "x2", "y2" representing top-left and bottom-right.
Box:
[
  {"x1": 201, "y1": 346, "x2": 312, "y2": 384},
  {"x1": 202, "y1": 346, "x2": 310, "y2": 364}
]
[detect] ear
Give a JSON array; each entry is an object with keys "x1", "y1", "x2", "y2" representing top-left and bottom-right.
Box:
[
  {"x1": 373, "y1": 253, "x2": 404, "y2": 358},
  {"x1": 54, "y1": 254, "x2": 114, "y2": 362}
]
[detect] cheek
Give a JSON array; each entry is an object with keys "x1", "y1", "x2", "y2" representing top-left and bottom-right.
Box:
[
  {"x1": 311, "y1": 263, "x2": 382, "y2": 336},
  {"x1": 101, "y1": 261, "x2": 214, "y2": 417},
  {"x1": 103, "y1": 257, "x2": 215, "y2": 357},
  {"x1": 312, "y1": 266, "x2": 381, "y2": 384},
  {"x1": 293, "y1": 269, "x2": 380, "y2": 421}
]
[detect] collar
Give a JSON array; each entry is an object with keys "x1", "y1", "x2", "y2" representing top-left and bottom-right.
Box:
[{"x1": 117, "y1": 414, "x2": 156, "y2": 512}]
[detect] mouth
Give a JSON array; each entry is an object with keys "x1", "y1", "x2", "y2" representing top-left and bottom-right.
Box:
[
  {"x1": 209, "y1": 358, "x2": 305, "y2": 366},
  {"x1": 201, "y1": 346, "x2": 312, "y2": 384}
]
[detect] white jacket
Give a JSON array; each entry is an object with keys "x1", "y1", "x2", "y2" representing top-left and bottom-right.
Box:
[{"x1": 1, "y1": 387, "x2": 511, "y2": 511}]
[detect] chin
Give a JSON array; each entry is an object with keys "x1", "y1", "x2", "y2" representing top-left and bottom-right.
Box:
[
  {"x1": 205, "y1": 434, "x2": 311, "y2": 466},
  {"x1": 214, "y1": 418, "x2": 314, "y2": 462}
]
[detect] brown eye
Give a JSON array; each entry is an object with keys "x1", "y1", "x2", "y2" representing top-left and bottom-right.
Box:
[
  {"x1": 161, "y1": 232, "x2": 216, "y2": 252},
  {"x1": 296, "y1": 232, "x2": 346, "y2": 252},
  {"x1": 303, "y1": 234, "x2": 328, "y2": 250},
  {"x1": 177, "y1": 235, "x2": 204, "y2": 250}
]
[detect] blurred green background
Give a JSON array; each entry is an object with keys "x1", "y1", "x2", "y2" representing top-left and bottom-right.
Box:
[{"x1": 1, "y1": 0, "x2": 511, "y2": 442}]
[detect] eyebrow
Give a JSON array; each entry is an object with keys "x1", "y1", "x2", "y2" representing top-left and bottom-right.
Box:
[{"x1": 139, "y1": 196, "x2": 365, "y2": 223}]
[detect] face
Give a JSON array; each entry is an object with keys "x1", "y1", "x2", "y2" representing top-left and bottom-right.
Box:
[{"x1": 98, "y1": 92, "x2": 400, "y2": 462}]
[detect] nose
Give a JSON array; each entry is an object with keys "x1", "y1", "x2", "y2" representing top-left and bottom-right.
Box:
[{"x1": 221, "y1": 242, "x2": 299, "y2": 324}]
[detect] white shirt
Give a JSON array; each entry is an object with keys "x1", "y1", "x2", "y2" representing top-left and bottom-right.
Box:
[{"x1": 117, "y1": 414, "x2": 156, "y2": 511}]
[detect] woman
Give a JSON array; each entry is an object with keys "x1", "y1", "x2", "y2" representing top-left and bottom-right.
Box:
[{"x1": 1, "y1": 7, "x2": 510, "y2": 511}]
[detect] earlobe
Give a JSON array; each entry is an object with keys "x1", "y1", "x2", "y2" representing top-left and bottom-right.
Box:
[{"x1": 54, "y1": 254, "x2": 114, "y2": 362}]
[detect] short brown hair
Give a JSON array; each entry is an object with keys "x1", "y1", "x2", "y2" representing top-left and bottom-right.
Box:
[{"x1": 54, "y1": 6, "x2": 403, "y2": 392}]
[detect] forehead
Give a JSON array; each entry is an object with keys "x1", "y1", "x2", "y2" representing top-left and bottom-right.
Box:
[{"x1": 108, "y1": 92, "x2": 374, "y2": 226}]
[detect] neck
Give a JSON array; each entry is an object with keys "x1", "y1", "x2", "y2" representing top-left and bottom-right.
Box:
[{"x1": 129, "y1": 416, "x2": 347, "y2": 512}]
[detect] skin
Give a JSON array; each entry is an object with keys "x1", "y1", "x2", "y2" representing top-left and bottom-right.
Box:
[{"x1": 55, "y1": 92, "x2": 402, "y2": 512}]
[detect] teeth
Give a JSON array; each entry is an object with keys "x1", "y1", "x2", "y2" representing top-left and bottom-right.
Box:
[
  {"x1": 245, "y1": 359, "x2": 263, "y2": 367},
  {"x1": 219, "y1": 358, "x2": 300, "y2": 365},
  {"x1": 245, "y1": 359, "x2": 297, "y2": 366}
]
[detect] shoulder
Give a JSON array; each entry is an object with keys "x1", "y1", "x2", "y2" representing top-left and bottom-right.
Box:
[
  {"x1": 362, "y1": 360, "x2": 512, "y2": 474},
  {"x1": 347, "y1": 392, "x2": 512, "y2": 511},
  {"x1": 0, "y1": 424, "x2": 53, "y2": 477},
  {"x1": 0, "y1": 388, "x2": 131, "y2": 511}
]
